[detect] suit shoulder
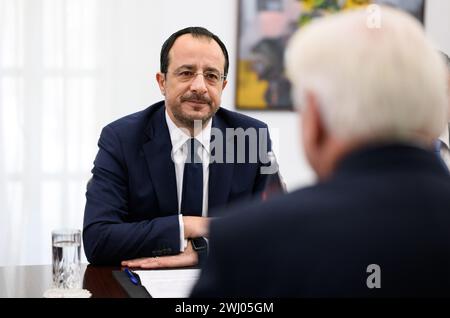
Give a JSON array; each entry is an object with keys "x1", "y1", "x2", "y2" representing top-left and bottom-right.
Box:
[
  {"x1": 103, "y1": 101, "x2": 164, "y2": 138},
  {"x1": 216, "y1": 108, "x2": 268, "y2": 129}
]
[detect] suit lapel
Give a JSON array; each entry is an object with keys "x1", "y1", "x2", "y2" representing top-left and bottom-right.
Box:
[
  {"x1": 142, "y1": 105, "x2": 178, "y2": 215},
  {"x1": 208, "y1": 114, "x2": 234, "y2": 213}
]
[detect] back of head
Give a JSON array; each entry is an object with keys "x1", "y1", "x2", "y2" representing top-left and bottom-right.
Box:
[{"x1": 286, "y1": 6, "x2": 449, "y2": 144}]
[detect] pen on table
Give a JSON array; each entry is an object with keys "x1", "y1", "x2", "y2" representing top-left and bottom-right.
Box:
[{"x1": 124, "y1": 268, "x2": 139, "y2": 285}]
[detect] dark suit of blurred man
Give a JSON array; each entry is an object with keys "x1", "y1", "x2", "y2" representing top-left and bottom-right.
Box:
[{"x1": 191, "y1": 8, "x2": 450, "y2": 297}]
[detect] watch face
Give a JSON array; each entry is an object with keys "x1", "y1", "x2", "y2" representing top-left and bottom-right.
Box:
[{"x1": 192, "y1": 237, "x2": 207, "y2": 251}]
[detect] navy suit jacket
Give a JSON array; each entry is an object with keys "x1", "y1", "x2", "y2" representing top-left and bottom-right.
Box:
[
  {"x1": 191, "y1": 144, "x2": 450, "y2": 297},
  {"x1": 83, "y1": 101, "x2": 272, "y2": 265}
]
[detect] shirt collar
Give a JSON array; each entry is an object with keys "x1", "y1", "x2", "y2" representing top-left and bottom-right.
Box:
[
  {"x1": 438, "y1": 125, "x2": 449, "y2": 149},
  {"x1": 165, "y1": 109, "x2": 211, "y2": 154}
]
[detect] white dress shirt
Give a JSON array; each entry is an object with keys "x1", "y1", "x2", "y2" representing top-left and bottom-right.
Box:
[
  {"x1": 438, "y1": 126, "x2": 450, "y2": 170},
  {"x1": 165, "y1": 111, "x2": 211, "y2": 251}
]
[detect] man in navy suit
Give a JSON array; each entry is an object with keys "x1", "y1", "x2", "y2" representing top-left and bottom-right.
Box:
[
  {"x1": 83, "y1": 27, "x2": 275, "y2": 266},
  {"x1": 191, "y1": 7, "x2": 450, "y2": 297}
]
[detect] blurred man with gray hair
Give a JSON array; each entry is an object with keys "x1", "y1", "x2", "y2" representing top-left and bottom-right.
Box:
[{"x1": 191, "y1": 7, "x2": 450, "y2": 297}]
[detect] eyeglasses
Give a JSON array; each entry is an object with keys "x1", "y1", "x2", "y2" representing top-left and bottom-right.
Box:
[{"x1": 171, "y1": 70, "x2": 226, "y2": 85}]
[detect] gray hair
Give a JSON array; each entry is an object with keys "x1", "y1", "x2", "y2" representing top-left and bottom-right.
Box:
[{"x1": 285, "y1": 6, "x2": 448, "y2": 144}]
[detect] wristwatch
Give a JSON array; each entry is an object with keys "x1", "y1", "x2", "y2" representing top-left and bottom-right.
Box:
[{"x1": 191, "y1": 237, "x2": 208, "y2": 267}]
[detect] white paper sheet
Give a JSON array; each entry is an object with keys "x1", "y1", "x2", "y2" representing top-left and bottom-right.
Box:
[{"x1": 135, "y1": 269, "x2": 201, "y2": 298}]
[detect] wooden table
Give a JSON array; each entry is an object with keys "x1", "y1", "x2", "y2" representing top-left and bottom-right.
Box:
[{"x1": 0, "y1": 265, "x2": 128, "y2": 298}]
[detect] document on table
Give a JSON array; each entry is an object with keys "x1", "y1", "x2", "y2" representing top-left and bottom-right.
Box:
[{"x1": 135, "y1": 269, "x2": 201, "y2": 298}]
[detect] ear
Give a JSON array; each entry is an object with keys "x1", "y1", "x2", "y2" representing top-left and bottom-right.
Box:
[
  {"x1": 156, "y1": 72, "x2": 166, "y2": 96},
  {"x1": 448, "y1": 77, "x2": 450, "y2": 120},
  {"x1": 301, "y1": 90, "x2": 327, "y2": 174},
  {"x1": 303, "y1": 91, "x2": 326, "y2": 147},
  {"x1": 222, "y1": 79, "x2": 228, "y2": 90}
]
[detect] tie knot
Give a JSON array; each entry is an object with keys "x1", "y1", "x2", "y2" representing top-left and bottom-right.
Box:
[{"x1": 186, "y1": 138, "x2": 202, "y2": 163}]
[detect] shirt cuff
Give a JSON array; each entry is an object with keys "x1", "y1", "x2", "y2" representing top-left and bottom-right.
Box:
[{"x1": 178, "y1": 214, "x2": 188, "y2": 252}]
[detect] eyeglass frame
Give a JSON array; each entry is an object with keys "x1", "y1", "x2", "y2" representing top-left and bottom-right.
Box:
[{"x1": 167, "y1": 69, "x2": 227, "y2": 85}]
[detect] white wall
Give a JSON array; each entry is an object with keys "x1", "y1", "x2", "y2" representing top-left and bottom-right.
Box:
[
  {"x1": 425, "y1": 0, "x2": 450, "y2": 56},
  {"x1": 0, "y1": 0, "x2": 449, "y2": 266}
]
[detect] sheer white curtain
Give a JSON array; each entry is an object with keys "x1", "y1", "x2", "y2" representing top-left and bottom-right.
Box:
[{"x1": 0, "y1": 0, "x2": 99, "y2": 265}]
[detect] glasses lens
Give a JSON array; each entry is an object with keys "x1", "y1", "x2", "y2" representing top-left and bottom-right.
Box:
[
  {"x1": 176, "y1": 71, "x2": 194, "y2": 81},
  {"x1": 204, "y1": 71, "x2": 221, "y2": 83},
  {"x1": 174, "y1": 70, "x2": 223, "y2": 84}
]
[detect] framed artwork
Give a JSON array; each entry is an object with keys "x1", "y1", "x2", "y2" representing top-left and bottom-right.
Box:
[{"x1": 236, "y1": 0, "x2": 425, "y2": 111}]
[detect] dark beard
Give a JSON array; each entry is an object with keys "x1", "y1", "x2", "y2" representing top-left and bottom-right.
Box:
[
  {"x1": 173, "y1": 93, "x2": 218, "y2": 128},
  {"x1": 172, "y1": 106, "x2": 217, "y2": 128}
]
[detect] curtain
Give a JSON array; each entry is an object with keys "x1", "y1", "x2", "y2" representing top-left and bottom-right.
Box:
[{"x1": 0, "y1": 0, "x2": 99, "y2": 265}]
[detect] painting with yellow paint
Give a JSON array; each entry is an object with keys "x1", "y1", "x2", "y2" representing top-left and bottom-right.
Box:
[{"x1": 236, "y1": 0, "x2": 425, "y2": 110}]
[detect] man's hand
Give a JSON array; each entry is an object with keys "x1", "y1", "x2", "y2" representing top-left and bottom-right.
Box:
[
  {"x1": 183, "y1": 216, "x2": 210, "y2": 238},
  {"x1": 121, "y1": 241, "x2": 198, "y2": 269}
]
